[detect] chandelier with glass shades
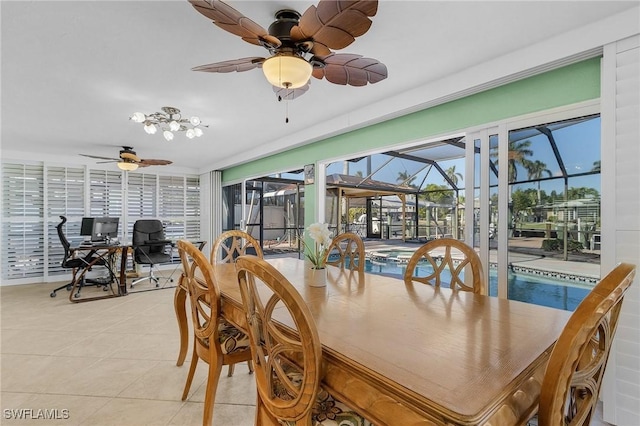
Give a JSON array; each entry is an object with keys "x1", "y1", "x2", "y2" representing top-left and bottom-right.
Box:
[{"x1": 130, "y1": 106, "x2": 205, "y2": 141}]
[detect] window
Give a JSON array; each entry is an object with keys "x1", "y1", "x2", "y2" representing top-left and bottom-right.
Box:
[
  {"x1": 47, "y1": 166, "x2": 85, "y2": 275},
  {"x1": 0, "y1": 162, "x2": 200, "y2": 282},
  {"x1": 506, "y1": 114, "x2": 600, "y2": 310},
  {"x1": 1, "y1": 164, "x2": 45, "y2": 279}
]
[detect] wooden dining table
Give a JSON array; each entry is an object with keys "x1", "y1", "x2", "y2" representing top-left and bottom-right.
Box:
[{"x1": 179, "y1": 257, "x2": 572, "y2": 425}]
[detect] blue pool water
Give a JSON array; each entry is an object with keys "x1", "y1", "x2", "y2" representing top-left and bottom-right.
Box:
[{"x1": 365, "y1": 255, "x2": 591, "y2": 311}]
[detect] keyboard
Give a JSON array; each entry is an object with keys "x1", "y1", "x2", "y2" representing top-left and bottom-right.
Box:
[{"x1": 78, "y1": 241, "x2": 119, "y2": 248}]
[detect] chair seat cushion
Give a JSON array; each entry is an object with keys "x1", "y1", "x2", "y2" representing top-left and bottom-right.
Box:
[
  {"x1": 218, "y1": 320, "x2": 250, "y2": 355},
  {"x1": 136, "y1": 252, "x2": 171, "y2": 265},
  {"x1": 275, "y1": 365, "x2": 373, "y2": 426}
]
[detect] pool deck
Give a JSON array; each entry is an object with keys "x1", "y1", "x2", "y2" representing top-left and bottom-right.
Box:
[
  {"x1": 263, "y1": 237, "x2": 601, "y2": 282},
  {"x1": 363, "y1": 238, "x2": 601, "y2": 282}
]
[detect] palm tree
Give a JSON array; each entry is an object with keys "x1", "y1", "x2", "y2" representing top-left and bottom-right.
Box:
[
  {"x1": 489, "y1": 139, "x2": 534, "y2": 182},
  {"x1": 397, "y1": 170, "x2": 417, "y2": 188},
  {"x1": 507, "y1": 139, "x2": 534, "y2": 182},
  {"x1": 527, "y1": 160, "x2": 552, "y2": 202},
  {"x1": 445, "y1": 165, "x2": 463, "y2": 188}
]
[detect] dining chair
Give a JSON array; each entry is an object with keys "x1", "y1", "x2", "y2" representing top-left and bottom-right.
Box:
[
  {"x1": 174, "y1": 240, "x2": 206, "y2": 367},
  {"x1": 210, "y1": 229, "x2": 263, "y2": 265},
  {"x1": 209, "y1": 229, "x2": 263, "y2": 376},
  {"x1": 323, "y1": 231, "x2": 365, "y2": 273},
  {"x1": 403, "y1": 238, "x2": 485, "y2": 294},
  {"x1": 176, "y1": 230, "x2": 261, "y2": 368},
  {"x1": 177, "y1": 240, "x2": 254, "y2": 426},
  {"x1": 235, "y1": 255, "x2": 373, "y2": 426},
  {"x1": 536, "y1": 262, "x2": 636, "y2": 426}
]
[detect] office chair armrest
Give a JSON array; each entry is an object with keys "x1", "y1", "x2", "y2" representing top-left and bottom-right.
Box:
[{"x1": 142, "y1": 239, "x2": 172, "y2": 245}]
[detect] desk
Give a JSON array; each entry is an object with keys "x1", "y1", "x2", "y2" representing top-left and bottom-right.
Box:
[
  {"x1": 211, "y1": 258, "x2": 571, "y2": 426},
  {"x1": 69, "y1": 244, "x2": 129, "y2": 303}
]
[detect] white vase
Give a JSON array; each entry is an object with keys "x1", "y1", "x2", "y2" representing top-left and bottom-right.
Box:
[{"x1": 306, "y1": 266, "x2": 327, "y2": 287}]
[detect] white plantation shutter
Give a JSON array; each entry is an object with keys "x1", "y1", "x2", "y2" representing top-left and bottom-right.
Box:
[
  {"x1": 2, "y1": 162, "x2": 199, "y2": 283},
  {"x1": 46, "y1": 166, "x2": 85, "y2": 275},
  {"x1": 159, "y1": 175, "x2": 185, "y2": 241},
  {"x1": 126, "y1": 172, "x2": 157, "y2": 239},
  {"x1": 601, "y1": 35, "x2": 640, "y2": 424},
  {"x1": 127, "y1": 172, "x2": 157, "y2": 218},
  {"x1": 1, "y1": 163, "x2": 45, "y2": 279},
  {"x1": 186, "y1": 176, "x2": 201, "y2": 239},
  {"x1": 89, "y1": 169, "x2": 123, "y2": 218}
]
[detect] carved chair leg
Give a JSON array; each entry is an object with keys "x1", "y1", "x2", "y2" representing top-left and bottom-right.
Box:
[
  {"x1": 174, "y1": 281, "x2": 189, "y2": 366},
  {"x1": 202, "y1": 357, "x2": 223, "y2": 426},
  {"x1": 181, "y1": 344, "x2": 199, "y2": 401}
]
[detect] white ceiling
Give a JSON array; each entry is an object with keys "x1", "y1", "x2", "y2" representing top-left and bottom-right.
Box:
[{"x1": 2, "y1": 1, "x2": 637, "y2": 174}]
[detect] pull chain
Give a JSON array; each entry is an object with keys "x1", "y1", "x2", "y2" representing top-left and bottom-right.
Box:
[
  {"x1": 285, "y1": 95, "x2": 289, "y2": 123},
  {"x1": 277, "y1": 84, "x2": 293, "y2": 123}
]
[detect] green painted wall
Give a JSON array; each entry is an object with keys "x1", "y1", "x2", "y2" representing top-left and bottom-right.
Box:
[{"x1": 222, "y1": 57, "x2": 600, "y2": 183}]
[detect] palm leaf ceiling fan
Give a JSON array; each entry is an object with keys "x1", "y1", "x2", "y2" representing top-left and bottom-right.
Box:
[
  {"x1": 80, "y1": 146, "x2": 172, "y2": 171},
  {"x1": 189, "y1": 0, "x2": 388, "y2": 99}
]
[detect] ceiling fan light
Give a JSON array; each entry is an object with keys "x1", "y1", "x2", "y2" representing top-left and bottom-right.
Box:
[
  {"x1": 144, "y1": 123, "x2": 157, "y2": 134},
  {"x1": 262, "y1": 55, "x2": 312, "y2": 89},
  {"x1": 186, "y1": 129, "x2": 195, "y2": 139},
  {"x1": 163, "y1": 130, "x2": 174, "y2": 141},
  {"x1": 117, "y1": 161, "x2": 139, "y2": 171},
  {"x1": 189, "y1": 116, "x2": 201, "y2": 126},
  {"x1": 131, "y1": 112, "x2": 146, "y2": 123},
  {"x1": 194, "y1": 128, "x2": 203, "y2": 137},
  {"x1": 169, "y1": 120, "x2": 180, "y2": 131}
]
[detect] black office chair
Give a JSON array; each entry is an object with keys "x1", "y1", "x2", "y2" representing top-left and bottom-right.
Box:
[
  {"x1": 130, "y1": 219, "x2": 173, "y2": 288},
  {"x1": 50, "y1": 216, "x2": 107, "y2": 298}
]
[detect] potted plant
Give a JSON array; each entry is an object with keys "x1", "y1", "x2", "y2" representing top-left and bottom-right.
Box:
[{"x1": 301, "y1": 222, "x2": 332, "y2": 286}]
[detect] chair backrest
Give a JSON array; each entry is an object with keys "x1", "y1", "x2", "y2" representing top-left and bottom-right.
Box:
[
  {"x1": 210, "y1": 230, "x2": 263, "y2": 264},
  {"x1": 56, "y1": 215, "x2": 72, "y2": 265},
  {"x1": 403, "y1": 238, "x2": 485, "y2": 294},
  {"x1": 235, "y1": 255, "x2": 322, "y2": 423},
  {"x1": 133, "y1": 219, "x2": 166, "y2": 257},
  {"x1": 177, "y1": 240, "x2": 222, "y2": 350},
  {"x1": 538, "y1": 262, "x2": 636, "y2": 426},
  {"x1": 323, "y1": 232, "x2": 365, "y2": 272}
]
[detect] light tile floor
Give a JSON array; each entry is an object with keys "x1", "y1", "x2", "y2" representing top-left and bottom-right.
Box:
[
  {"x1": 2, "y1": 272, "x2": 610, "y2": 425},
  {"x1": 1, "y1": 277, "x2": 256, "y2": 425}
]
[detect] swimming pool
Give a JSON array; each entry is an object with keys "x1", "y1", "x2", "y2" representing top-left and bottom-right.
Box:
[{"x1": 365, "y1": 250, "x2": 593, "y2": 311}]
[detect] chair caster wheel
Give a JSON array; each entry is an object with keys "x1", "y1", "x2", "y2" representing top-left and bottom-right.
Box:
[
  {"x1": 50, "y1": 292, "x2": 56, "y2": 298},
  {"x1": 74, "y1": 293, "x2": 81, "y2": 298},
  {"x1": 66, "y1": 284, "x2": 72, "y2": 291},
  {"x1": 103, "y1": 286, "x2": 109, "y2": 291}
]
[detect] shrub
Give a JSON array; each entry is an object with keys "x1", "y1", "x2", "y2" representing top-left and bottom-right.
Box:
[
  {"x1": 542, "y1": 239, "x2": 560, "y2": 251},
  {"x1": 541, "y1": 238, "x2": 584, "y2": 252}
]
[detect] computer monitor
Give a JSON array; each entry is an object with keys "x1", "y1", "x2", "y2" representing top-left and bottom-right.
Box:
[
  {"x1": 80, "y1": 217, "x2": 95, "y2": 237},
  {"x1": 91, "y1": 217, "x2": 119, "y2": 242}
]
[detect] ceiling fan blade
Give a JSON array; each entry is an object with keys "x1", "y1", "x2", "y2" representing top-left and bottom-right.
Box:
[
  {"x1": 292, "y1": 0, "x2": 378, "y2": 55},
  {"x1": 189, "y1": 0, "x2": 280, "y2": 48},
  {"x1": 192, "y1": 57, "x2": 265, "y2": 73},
  {"x1": 312, "y1": 53, "x2": 387, "y2": 86},
  {"x1": 139, "y1": 159, "x2": 173, "y2": 167},
  {"x1": 80, "y1": 153, "x2": 120, "y2": 161},
  {"x1": 273, "y1": 82, "x2": 310, "y2": 101}
]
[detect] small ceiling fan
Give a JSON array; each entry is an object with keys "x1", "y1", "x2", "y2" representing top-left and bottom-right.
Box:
[
  {"x1": 80, "y1": 146, "x2": 173, "y2": 170},
  {"x1": 189, "y1": 0, "x2": 388, "y2": 99}
]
